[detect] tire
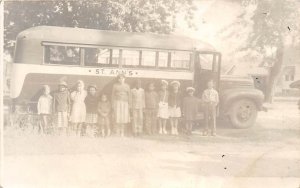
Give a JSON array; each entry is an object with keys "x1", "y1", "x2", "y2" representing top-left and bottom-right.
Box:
[{"x1": 228, "y1": 99, "x2": 258, "y2": 129}]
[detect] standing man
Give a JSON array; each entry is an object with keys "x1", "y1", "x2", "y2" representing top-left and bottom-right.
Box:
[{"x1": 202, "y1": 80, "x2": 219, "y2": 136}]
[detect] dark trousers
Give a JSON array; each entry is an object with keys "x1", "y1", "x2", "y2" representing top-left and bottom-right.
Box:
[
  {"x1": 204, "y1": 103, "x2": 217, "y2": 134},
  {"x1": 144, "y1": 109, "x2": 157, "y2": 134}
]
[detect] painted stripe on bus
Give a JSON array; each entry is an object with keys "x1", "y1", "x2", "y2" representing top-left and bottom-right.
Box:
[{"x1": 10, "y1": 63, "x2": 194, "y2": 98}]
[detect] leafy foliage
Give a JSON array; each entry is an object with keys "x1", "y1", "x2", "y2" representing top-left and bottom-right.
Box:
[
  {"x1": 4, "y1": 0, "x2": 196, "y2": 55},
  {"x1": 250, "y1": 0, "x2": 299, "y2": 47},
  {"x1": 219, "y1": 0, "x2": 299, "y2": 66}
]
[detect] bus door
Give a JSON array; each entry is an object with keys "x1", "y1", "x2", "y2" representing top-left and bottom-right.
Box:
[{"x1": 194, "y1": 52, "x2": 221, "y2": 119}]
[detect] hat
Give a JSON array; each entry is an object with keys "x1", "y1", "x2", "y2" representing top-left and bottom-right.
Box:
[
  {"x1": 88, "y1": 84, "x2": 97, "y2": 90},
  {"x1": 170, "y1": 80, "x2": 180, "y2": 87},
  {"x1": 186, "y1": 87, "x2": 195, "y2": 92},
  {"x1": 161, "y1": 80, "x2": 168, "y2": 86},
  {"x1": 58, "y1": 81, "x2": 67, "y2": 87}
]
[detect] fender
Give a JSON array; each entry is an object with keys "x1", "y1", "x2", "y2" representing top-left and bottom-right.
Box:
[{"x1": 220, "y1": 88, "x2": 265, "y2": 114}]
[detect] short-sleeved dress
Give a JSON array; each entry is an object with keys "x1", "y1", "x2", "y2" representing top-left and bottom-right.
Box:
[
  {"x1": 157, "y1": 90, "x2": 169, "y2": 119},
  {"x1": 168, "y1": 92, "x2": 182, "y2": 118},
  {"x1": 37, "y1": 94, "x2": 53, "y2": 115},
  {"x1": 112, "y1": 83, "x2": 131, "y2": 124},
  {"x1": 70, "y1": 90, "x2": 87, "y2": 123}
]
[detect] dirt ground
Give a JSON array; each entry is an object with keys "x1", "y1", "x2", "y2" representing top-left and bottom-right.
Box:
[{"x1": 2, "y1": 101, "x2": 300, "y2": 188}]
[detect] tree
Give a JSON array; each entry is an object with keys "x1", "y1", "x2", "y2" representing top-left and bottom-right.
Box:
[
  {"x1": 4, "y1": 0, "x2": 196, "y2": 57},
  {"x1": 248, "y1": 0, "x2": 300, "y2": 102},
  {"x1": 219, "y1": 0, "x2": 300, "y2": 102}
]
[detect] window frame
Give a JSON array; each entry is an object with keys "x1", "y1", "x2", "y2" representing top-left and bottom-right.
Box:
[
  {"x1": 169, "y1": 51, "x2": 193, "y2": 70},
  {"x1": 83, "y1": 47, "x2": 119, "y2": 67},
  {"x1": 120, "y1": 48, "x2": 142, "y2": 68},
  {"x1": 41, "y1": 41, "x2": 194, "y2": 71},
  {"x1": 43, "y1": 44, "x2": 82, "y2": 66},
  {"x1": 139, "y1": 50, "x2": 158, "y2": 68}
]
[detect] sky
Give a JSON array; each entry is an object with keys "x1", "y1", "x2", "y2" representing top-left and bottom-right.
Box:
[{"x1": 175, "y1": 0, "x2": 242, "y2": 48}]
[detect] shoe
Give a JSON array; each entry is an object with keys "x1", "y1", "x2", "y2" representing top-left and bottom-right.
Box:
[
  {"x1": 159, "y1": 128, "x2": 163, "y2": 134},
  {"x1": 211, "y1": 132, "x2": 217, "y2": 136},
  {"x1": 163, "y1": 129, "x2": 168, "y2": 135},
  {"x1": 202, "y1": 131, "x2": 208, "y2": 136}
]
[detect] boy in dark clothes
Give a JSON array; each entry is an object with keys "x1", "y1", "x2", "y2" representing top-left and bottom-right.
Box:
[
  {"x1": 182, "y1": 87, "x2": 199, "y2": 135},
  {"x1": 97, "y1": 94, "x2": 112, "y2": 137},
  {"x1": 144, "y1": 82, "x2": 159, "y2": 135},
  {"x1": 85, "y1": 85, "x2": 99, "y2": 136}
]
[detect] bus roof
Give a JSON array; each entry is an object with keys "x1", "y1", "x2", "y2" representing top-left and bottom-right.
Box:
[{"x1": 17, "y1": 26, "x2": 217, "y2": 52}]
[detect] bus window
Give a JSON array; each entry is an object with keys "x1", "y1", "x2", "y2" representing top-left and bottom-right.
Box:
[
  {"x1": 158, "y1": 52, "x2": 168, "y2": 68},
  {"x1": 122, "y1": 50, "x2": 140, "y2": 67},
  {"x1": 199, "y1": 54, "x2": 213, "y2": 70},
  {"x1": 84, "y1": 48, "x2": 111, "y2": 66},
  {"x1": 170, "y1": 51, "x2": 191, "y2": 69},
  {"x1": 141, "y1": 51, "x2": 156, "y2": 67},
  {"x1": 111, "y1": 49, "x2": 120, "y2": 65},
  {"x1": 45, "y1": 45, "x2": 80, "y2": 65}
]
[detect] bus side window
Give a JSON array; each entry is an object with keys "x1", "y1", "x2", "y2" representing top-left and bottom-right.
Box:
[
  {"x1": 170, "y1": 51, "x2": 191, "y2": 69},
  {"x1": 158, "y1": 52, "x2": 168, "y2": 68},
  {"x1": 84, "y1": 48, "x2": 111, "y2": 66},
  {"x1": 141, "y1": 51, "x2": 156, "y2": 67},
  {"x1": 45, "y1": 45, "x2": 80, "y2": 65},
  {"x1": 122, "y1": 50, "x2": 140, "y2": 67},
  {"x1": 111, "y1": 49, "x2": 120, "y2": 65}
]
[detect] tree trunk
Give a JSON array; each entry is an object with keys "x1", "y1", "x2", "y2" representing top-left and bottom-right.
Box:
[{"x1": 265, "y1": 42, "x2": 284, "y2": 103}]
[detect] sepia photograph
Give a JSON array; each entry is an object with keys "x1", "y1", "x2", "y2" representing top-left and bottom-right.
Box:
[{"x1": 0, "y1": 0, "x2": 300, "y2": 187}]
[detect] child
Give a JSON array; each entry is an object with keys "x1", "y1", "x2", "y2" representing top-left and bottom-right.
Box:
[
  {"x1": 70, "y1": 80, "x2": 87, "y2": 136},
  {"x1": 157, "y1": 80, "x2": 169, "y2": 134},
  {"x1": 144, "y1": 82, "x2": 159, "y2": 135},
  {"x1": 37, "y1": 85, "x2": 52, "y2": 134},
  {"x1": 182, "y1": 87, "x2": 199, "y2": 135},
  {"x1": 97, "y1": 94, "x2": 111, "y2": 137},
  {"x1": 202, "y1": 80, "x2": 219, "y2": 136},
  {"x1": 52, "y1": 81, "x2": 71, "y2": 135},
  {"x1": 169, "y1": 81, "x2": 182, "y2": 135},
  {"x1": 130, "y1": 79, "x2": 145, "y2": 136},
  {"x1": 85, "y1": 85, "x2": 99, "y2": 137}
]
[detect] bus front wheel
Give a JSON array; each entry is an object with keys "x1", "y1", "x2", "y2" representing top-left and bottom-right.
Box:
[{"x1": 228, "y1": 99, "x2": 258, "y2": 129}]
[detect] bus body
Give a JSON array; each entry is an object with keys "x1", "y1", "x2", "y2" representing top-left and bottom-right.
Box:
[
  {"x1": 11, "y1": 26, "x2": 265, "y2": 129},
  {"x1": 11, "y1": 26, "x2": 220, "y2": 106}
]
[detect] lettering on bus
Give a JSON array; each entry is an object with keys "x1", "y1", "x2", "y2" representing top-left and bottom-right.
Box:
[{"x1": 92, "y1": 68, "x2": 138, "y2": 76}]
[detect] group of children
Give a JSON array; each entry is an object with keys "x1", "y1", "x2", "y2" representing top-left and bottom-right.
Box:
[{"x1": 37, "y1": 73, "x2": 219, "y2": 137}]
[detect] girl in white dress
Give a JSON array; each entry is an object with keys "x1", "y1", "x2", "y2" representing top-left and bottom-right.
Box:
[
  {"x1": 157, "y1": 80, "x2": 169, "y2": 134},
  {"x1": 70, "y1": 80, "x2": 87, "y2": 136}
]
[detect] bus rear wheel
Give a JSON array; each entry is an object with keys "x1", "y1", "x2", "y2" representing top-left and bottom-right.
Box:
[{"x1": 228, "y1": 99, "x2": 258, "y2": 129}]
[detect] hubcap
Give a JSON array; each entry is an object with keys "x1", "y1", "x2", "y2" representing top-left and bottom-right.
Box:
[{"x1": 237, "y1": 102, "x2": 253, "y2": 122}]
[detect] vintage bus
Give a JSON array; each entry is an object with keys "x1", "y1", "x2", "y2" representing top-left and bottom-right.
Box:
[{"x1": 10, "y1": 26, "x2": 264, "y2": 128}]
